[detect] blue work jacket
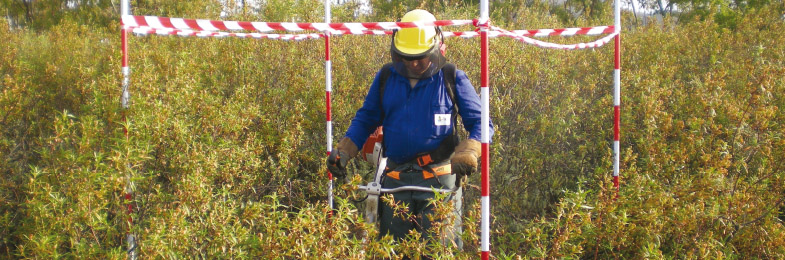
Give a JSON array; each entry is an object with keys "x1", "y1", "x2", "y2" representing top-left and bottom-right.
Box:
[{"x1": 345, "y1": 65, "x2": 494, "y2": 165}]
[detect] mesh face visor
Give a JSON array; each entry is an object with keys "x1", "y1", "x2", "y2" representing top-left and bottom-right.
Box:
[{"x1": 390, "y1": 27, "x2": 447, "y2": 80}]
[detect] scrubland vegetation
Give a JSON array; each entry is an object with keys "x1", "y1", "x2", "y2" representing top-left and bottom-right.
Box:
[{"x1": 1, "y1": 0, "x2": 784, "y2": 258}]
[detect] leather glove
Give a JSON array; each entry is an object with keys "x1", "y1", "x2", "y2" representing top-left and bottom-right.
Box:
[
  {"x1": 451, "y1": 139, "x2": 481, "y2": 176},
  {"x1": 327, "y1": 137, "x2": 359, "y2": 178}
]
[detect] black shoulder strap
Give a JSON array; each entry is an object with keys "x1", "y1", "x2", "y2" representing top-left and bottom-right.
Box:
[
  {"x1": 378, "y1": 63, "x2": 395, "y2": 107},
  {"x1": 441, "y1": 63, "x2": 458, "y2": 117},
  {"x1": 378, "y1": 63, "x2": 395, "y2": 121},
  {"x1": 442, "y1": 63, "x2": 461, "y2": 139}
]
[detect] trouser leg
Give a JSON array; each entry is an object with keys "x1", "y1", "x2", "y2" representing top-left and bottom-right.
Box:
[
  {"x1": 418, "y1": 174, "x2": 463, "y2": 249},
  {"x1": 378, "y1": 162, "x2": 463, "y2": 248},
  {"x1": 379, "y1": 189, "x2": 414, "y2": 241}
]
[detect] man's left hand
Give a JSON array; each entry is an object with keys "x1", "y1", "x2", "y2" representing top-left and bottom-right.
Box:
[{"x1": 451, "y1": 139, "x2": 481, "y2": 176}]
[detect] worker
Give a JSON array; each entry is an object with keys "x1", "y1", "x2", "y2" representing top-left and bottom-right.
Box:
[{"x1": 327, "y1": 9, "x2": 494, "y2": 249}]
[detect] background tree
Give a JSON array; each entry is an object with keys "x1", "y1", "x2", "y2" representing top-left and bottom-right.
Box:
[
  {"x1": 626, "y1": 0, "x2": 782, "y2": 29},
  {"x1": 672, "y1": 0, "x2": 780, "y2": 28},
  {"x1": 1, "y1": 0, "x2": 115, "y2": 30}
]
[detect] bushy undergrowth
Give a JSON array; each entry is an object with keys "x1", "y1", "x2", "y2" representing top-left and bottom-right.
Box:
[{"x1": 1, "y1": 2, "x2": 784, "y2": 259}]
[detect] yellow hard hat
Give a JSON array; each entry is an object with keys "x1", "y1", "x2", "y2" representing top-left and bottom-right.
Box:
[{"x1": 393, "y1": 9, "x2": 438, "y2": 57}]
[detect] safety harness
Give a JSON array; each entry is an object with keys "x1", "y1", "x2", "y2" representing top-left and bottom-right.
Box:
[
  {"x1": 358, "y1": 63, "x2": 462, "y2": 224},
  {"x1": 376, "y1": 62, "x2": 460, "y2": 176}
]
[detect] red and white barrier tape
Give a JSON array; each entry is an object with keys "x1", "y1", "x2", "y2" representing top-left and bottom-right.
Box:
[
  {"x1": 509, "y1": 32, "x2": 618, "y2": 49},
  {"x1": 124, "y1": 15, "x2": 618, "y2": 49},
  {"x1": 431, "y1": 26, "x2": 616, "y2": 38},
  {"x1": 122, "y1": 15, "x2": 476, "y2": 32},
  {"x1": 494, "y1": 26, "x2": 618, "y2": 49},
  {"x1": 131, "y1": 27, "x2": 483, "y2": 39},
  {"x1": 511, "y1": 26, "x2": 614, "y2": 37},
  {"x1": 129, "y1": 17, "x2": 632, "y2": 50},
  {"x1": 131, "y1": 26, "x2": 616, "y2": 47},
  {"x1": 331, "y1": 29, "x2": 391, "y2": 36},
  {"x1": 131, "y1": 27, "x2": 323, "y2": 40}
]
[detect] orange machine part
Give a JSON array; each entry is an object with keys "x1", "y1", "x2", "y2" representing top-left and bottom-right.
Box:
[{"x1": 361, "y1": 126, "x2": 383, "y2": 162}]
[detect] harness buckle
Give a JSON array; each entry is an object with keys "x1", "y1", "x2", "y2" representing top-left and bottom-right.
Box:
[{"x1": 416, "y1": 154, "x2": 433, "y2": 166}]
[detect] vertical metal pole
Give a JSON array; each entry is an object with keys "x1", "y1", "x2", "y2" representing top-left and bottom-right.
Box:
[
  {"x1": 479, "y1": 0, "x2": 491, "y2": 259},
  {"x1": 613, "y1": 0, "x2": 621, "y2": 196},
  {"x1": 325, "y1": 0, "x2": 334, "y2": 212},
  {"x1": 121, "y1": 0, "x2": 137, "y2": 259}
]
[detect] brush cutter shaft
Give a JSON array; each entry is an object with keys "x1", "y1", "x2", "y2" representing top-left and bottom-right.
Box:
[{"x1": 358, "y1": 184, "x2": 453, "y2": 194}]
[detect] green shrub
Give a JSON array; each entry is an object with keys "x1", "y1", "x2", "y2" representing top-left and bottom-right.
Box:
[{"x1": 1, "y1": 1, "x2": 784, "y2": 259}]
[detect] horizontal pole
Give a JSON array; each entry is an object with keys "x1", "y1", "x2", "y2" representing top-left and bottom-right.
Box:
[{"x1": 357, "y1": 185, "x2": 453, "y2": 194}]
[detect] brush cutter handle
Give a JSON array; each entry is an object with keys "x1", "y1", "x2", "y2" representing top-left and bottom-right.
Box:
[{"x1": 358, "y1": 183, "x2": 453, "y2": 194}]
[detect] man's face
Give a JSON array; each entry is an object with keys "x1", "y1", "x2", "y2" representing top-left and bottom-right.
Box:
[{"x1": 402, "y1": 56, "x2": 432, "y2": 78}]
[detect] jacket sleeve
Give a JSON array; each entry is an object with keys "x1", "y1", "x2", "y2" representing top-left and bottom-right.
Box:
[
  {"x1": 344, "y1": 69, "x2": 385, "y2": 148},
  {"x1": 454, "y1": 69, "x2": 494, "y2": 142}
]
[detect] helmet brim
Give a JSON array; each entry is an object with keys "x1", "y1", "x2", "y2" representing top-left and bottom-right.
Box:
[{"x1": 392, "y1": 42, "x2": 435, "y2": 58}]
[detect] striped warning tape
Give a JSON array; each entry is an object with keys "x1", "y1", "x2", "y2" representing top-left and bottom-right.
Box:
[
  {"x1": 131, "y1": 27, "x2": 323, "y2": 41},
  {"x1": 122, "y1": 15, "x2": 476, "y2": 32},
  {"x1": 124, "y1": 15, "x2": 617, "y2": 49}
]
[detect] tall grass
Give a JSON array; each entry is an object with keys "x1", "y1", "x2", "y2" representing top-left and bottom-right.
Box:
[{"x1": 1, "y1": 3, "x2": 784, "y2": 259}]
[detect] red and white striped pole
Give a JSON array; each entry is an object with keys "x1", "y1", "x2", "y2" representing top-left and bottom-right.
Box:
[
  {"x1": 479, "y1": 0, "x2": 491, "y2": 259},
  {"x1": 324, "y1": 0, "x2": 335, "y2": 211},
  {"x1": 121, "y1": 0, "x2": 137, "y2": 259},
  {"x1": 613, "y1": 0, "x2": 621, "y2": 195},
  {"x1": 121, "y1": 9, "x2": 130, "y2": 111}
]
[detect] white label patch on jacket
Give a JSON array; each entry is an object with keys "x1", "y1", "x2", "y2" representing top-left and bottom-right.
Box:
[{"x1": 435, "y1": 114, "x2": 451, "y2": 126}]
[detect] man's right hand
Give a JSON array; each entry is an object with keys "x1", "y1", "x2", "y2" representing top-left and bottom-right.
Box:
[
  {"x1": 326, "y1": 138, "x2": 359, "y2": 178},
  {"x1": 327, "y1": 150, "x2": 349, "y2": 178}
]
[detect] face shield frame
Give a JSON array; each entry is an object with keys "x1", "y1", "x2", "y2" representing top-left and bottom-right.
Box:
[{"x1": 390, "y1": 26, "x2": 447, "y2": 79}]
